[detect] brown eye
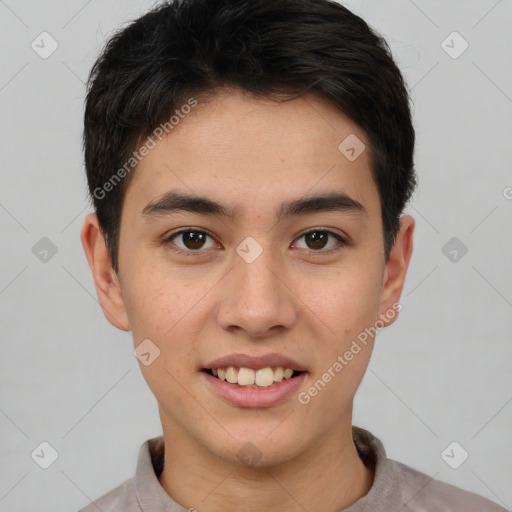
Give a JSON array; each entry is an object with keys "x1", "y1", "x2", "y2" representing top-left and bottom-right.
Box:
[
  {"x1": 181, "y1": 231, "x2": 207, "y2": 250},
  {"x1": 164, "y1": 229, "x2": 217, "y2": 253},
  {"x1": 304, "y1": 231, "x2": 329, "y2": 250},
  {"x1": 294, "y1": 229, "x2": 346, "y2": 253}
]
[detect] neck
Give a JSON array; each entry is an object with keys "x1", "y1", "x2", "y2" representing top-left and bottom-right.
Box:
[{"x1": 157, "y1": 416, "x2": 374, "y2": 512}]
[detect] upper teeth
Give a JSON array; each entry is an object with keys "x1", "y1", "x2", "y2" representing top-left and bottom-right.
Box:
[{"x1": 211, "y1": 367, "x2": 295, "y2": 387}]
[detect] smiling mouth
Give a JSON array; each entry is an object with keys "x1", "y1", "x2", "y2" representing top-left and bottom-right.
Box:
[{"x1": 202, "y1": 366, "x2": 305, "y2": 388}]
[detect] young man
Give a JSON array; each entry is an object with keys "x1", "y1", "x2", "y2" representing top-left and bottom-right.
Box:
[{"x1": 79, "y1": 0, "x2": 506, "y2": 510}]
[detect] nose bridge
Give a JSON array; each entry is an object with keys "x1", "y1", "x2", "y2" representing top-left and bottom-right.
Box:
[
  {"x1": 240, "y1": 245, "x2": 279, "y2": 300},
  {"x1": 235, "y1": 237, "x2": 283, "y2": 310},
  {"x1": 216, "y1": 237, "x2": 297, "y2": 335}
]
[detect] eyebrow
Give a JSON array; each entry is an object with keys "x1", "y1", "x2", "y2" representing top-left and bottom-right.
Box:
[{"x1": 142, "y1": 189, "x2": 367, "y2": 221}]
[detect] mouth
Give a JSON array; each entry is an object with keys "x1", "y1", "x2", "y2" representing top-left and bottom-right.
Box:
[
  {"x1": 200, "y1": 365, "x2": 308, "y2": 408},
  {"x1": 201, "y1": 366, "x2": 305, "y2": 388}
]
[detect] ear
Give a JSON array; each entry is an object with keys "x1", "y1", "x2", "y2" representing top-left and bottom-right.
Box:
[
  {"x1": 377, "y1": 215, "x2": 415, "y2": 327},
  {"x1": 80, "y1": 213, "x2": 131, "y2": 331}
]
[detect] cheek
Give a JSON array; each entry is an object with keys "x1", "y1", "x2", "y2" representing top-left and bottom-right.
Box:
[
  {"x1": 121, "y1": 263, "x2": 184, "y2": 344},
  {"x1": 304, "y1": 280, "x2": 379, "y2": 414},
  {"x1": 124, "y1": 273, "x2": 200, "y2": 410},
  {"x1": 122, "y1": 265, "x2": 211, "y2": 375},
  {"x1": 307, "y1": 264, "x2": 383, "y2": 337}
]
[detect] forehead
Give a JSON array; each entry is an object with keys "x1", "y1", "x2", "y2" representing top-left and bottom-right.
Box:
[{"x1": 123, "y1": 88, "x2": 379, "y2": 218}]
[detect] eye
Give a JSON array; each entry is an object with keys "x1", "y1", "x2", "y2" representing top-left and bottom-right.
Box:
[
  {"x1": 163, "y1": 228, "x2": 218, "y2": 254},
  {"x1": 163, "y1": 227, "x2": 347, "y2": 256},
  {"x1": 293, "y1": 228, "x2": 347, "y2": 253}
]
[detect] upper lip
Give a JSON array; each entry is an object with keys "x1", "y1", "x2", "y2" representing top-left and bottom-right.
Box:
[{"x1": 203, "y1": 352, "x2": 307, "y2": 372}]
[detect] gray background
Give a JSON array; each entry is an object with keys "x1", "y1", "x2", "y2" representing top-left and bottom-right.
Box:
[{"x1": 0, "y1": 0, "x2": 511, "y2": 510}]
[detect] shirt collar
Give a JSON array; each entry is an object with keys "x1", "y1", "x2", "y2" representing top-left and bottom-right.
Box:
[
  {"x1": 344, "y1": 426, "x2": 396, "y2": 511},
  {"x1": 134, "y1": 426, "x2": 393, "y2": 511},
  {"x1": 135, "y1": 436, "x2": 188, "y2": 511}
]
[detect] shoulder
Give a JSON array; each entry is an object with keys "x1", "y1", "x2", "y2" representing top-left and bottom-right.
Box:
[
  {"x1": 352, "y1": 426, "x2": 507, "y2": 512},
  {"x1": 388, "y1": 459, "x2": 508, "y2": 511},
  {"x1": 77, "y1": 477, "x2": 140, "y2": 512}
]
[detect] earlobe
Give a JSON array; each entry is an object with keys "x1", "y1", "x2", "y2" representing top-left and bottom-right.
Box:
[
  {"x1": 378, "y1": 215, "x2": 415, "y2": 328},
  {"x1": 80, "y1": 213, "x2": 131, "y2": 331}
]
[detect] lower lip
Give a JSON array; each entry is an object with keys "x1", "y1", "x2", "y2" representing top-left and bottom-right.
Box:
[{"x1": 201, "y1": 371, "x2": 307, "y2": 408}]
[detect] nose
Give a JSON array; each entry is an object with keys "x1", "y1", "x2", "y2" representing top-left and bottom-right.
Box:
[{"x1": 215, "y1": 244, "x2": 298, "y2": 338}]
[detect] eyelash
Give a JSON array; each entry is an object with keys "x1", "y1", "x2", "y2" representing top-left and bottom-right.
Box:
[{"x1": 162, "y1": 227, "x2": 348, "y2": 256}]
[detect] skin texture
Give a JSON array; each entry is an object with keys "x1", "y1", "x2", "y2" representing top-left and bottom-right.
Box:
[{"x1": 81, "y1": 88, "x2": 414, "y2": 512}]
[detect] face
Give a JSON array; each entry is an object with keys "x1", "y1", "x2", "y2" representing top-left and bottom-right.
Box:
[{"x1": 82, "y1": 88, "x2": 414, "y2": 467}]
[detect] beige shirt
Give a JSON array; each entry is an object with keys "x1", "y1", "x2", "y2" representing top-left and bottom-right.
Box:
[{"x1": 78, "y1": 426, "x2": 507, "y2": 511}]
